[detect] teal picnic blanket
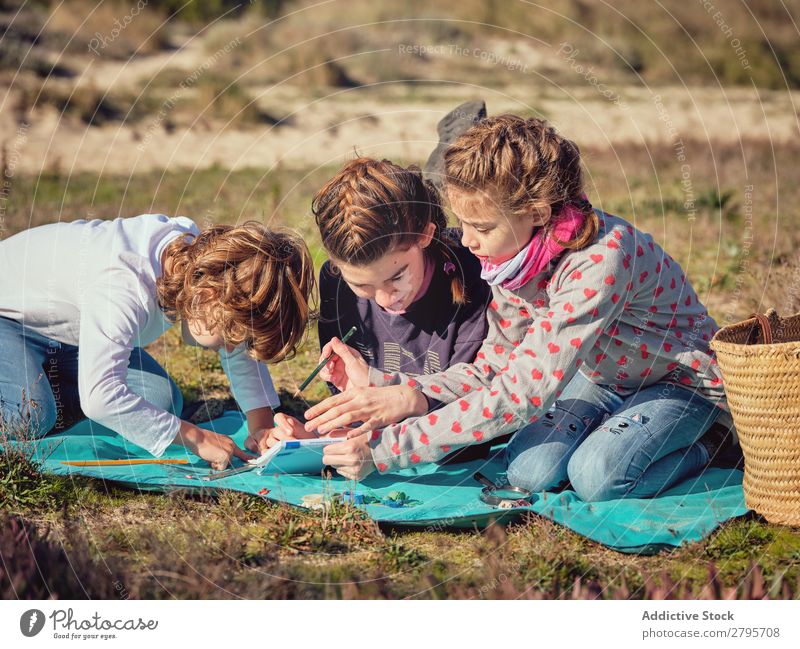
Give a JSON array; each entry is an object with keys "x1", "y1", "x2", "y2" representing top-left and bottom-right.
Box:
[{"x1": 24, "y1": 412, "x2": 748, "y2": 554}]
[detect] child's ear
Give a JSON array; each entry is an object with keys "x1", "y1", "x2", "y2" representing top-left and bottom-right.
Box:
[
  {"x1": 419, "y1": 222, "x2": 437, "y2": 248},
  {"x1": 181, "y1": 319, "x2": 201, "y2": 347},
  {"x1": 533, "y1": 204, "x2": 552, "y2": 226}
]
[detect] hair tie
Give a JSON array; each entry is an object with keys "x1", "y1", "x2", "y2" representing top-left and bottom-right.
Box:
[{"x1": 443, "y1": 261, "x2": 456, "y2": 275}]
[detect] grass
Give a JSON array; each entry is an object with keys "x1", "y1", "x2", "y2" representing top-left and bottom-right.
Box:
[
  {"x1": 0, "y1": 397, "x2": 79, "y2": 514},
  {"x1": 3, "y1": 494, "x2": 799, "y2": 598},
  {"x1": 2, "y1": 138, "x2": 800, "y2": 598}
]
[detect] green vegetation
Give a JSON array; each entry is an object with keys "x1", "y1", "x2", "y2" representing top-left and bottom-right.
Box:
[
  {"x1": 1, "y1": 0, "x2": 799, "y2": 599},
  {"x1": 2, "y1": 136, "x2": 800, "y2": 598}
]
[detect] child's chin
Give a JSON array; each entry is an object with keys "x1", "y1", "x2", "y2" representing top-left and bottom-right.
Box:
[{"x1": 387, "y1": 297, "x2": 412, "y2": 311}]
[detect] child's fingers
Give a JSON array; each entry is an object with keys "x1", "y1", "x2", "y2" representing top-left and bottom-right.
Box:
[
  {"x1": 330, "y1": 337, "x2": 358, "y2": 362},
  {"x1": 304, "y1": 392, "x2": 353, "y2": 428},
  {"x1": 268, "y1": 428, "x2": 293, "y2": 444},
  {"x1": 322, "y1": 453, "x2": 345, "y2": 467},
  {"x1": 324, "y1": 427, "x2": 351, "y2": 438},
  {"x1": 338, "y1": 467, "x2": 359, "y2": 481},
  {"x1": 347, "y1": 421, "x2": 375, "y2": 438},
  {"x1": 317, "y1": 338, "x2": 339, "y2": 365},
  {"x1": 232, "y1": 446, "x2": 256, "y2": 462},
  {"x1": 318, "y1": 357, "x2": 340, "y2": 380},
  {"x1": 266, "y1": 421, "x2": 318, "y2": 448},
  {"x1": 323, "y1": 360, "x2": 345, "y2": 383},
  {"x1": 273, "y1": 412, "x2": 299, "y2": 435},
  {"x1": 316, "y1": 411, "x2": 361, "y2": 434},
  {"x1": 322, "y1": 439, "x2": 354, "y2": 459},
  {"x1": 309, "y1": 402, "x2": 360, "y2": 433},
  {"x1": 273, "y1": 412, "x2": 290, "y2": 433},
  {"x1": 286, "y1": 416, "x2": 310, "y2": 437}
]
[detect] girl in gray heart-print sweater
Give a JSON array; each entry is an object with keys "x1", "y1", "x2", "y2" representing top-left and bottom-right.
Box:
[{"x1": 313, "y1": 115, "x2": 732, "y2": 500}]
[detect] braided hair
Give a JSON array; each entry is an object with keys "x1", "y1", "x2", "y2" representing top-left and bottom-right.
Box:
[
  {"x1": 444, "y1": 114, "x2": 598, "y2": 250},
  {"x1": 312, "y1": 157, "x2": 466, "y2": 304}
]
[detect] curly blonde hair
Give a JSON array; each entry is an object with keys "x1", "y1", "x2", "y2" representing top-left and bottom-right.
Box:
[
  {"x1": 444, "y1": 114, "x2": 598, "y2": 250},
  {"x1": 312, "y1": 157, "x2": 467, "y2": 304},
  {"x1": 157, "y1": 221, "x2": 316, "y2": 363}
]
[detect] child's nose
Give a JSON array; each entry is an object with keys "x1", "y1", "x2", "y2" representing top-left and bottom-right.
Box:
[{"x1": 461, "y1": 229, "x2": 478, "y2": 252}]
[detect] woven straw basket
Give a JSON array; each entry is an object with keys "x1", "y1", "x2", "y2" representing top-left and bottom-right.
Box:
[{"x1": 710, "y1": 309, "x2": 800, "y2": 525}]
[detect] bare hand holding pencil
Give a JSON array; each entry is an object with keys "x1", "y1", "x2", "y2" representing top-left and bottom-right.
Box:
[{"x1": 315, "y1": 333, "x2": 370, "y2": 393}]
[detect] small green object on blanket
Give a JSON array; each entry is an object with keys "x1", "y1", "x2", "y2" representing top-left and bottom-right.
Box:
[{"x1": 383, "y1": 490, "x2": 411, "y2": 508}]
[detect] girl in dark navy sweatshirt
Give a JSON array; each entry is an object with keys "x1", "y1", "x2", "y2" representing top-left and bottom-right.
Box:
[
  {"x1": 316, "y1": 158, "x2": 490, "y2": 383},
  {"x1": 304, "y1": 158, "x2": 491, "y2": 447}
]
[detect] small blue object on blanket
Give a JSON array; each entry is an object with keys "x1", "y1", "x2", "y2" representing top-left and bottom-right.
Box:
[{"x1": 21, "y1": 412, "x2": 748, "y2": 554}]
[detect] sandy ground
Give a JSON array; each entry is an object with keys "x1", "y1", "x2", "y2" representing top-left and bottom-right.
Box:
[{"x1": 2, "y1": 31, "x2": 798, "y2": 175}]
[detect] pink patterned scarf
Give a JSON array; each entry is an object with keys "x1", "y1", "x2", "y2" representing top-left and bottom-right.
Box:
[{"x1": 479, "y1": 203, "x2": 587, "y2": 290}]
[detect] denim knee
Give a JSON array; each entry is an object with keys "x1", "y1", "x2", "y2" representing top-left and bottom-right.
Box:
[
  {"x1": 567, "y1": 419, "x2": 650, "y2": 502},
  {"x1": 145, "y1": 375, "x2": 183, "y2": 415},
  {"x1": 506, "y1": 452, "x2": 567, "y2": 493},
  {"x1": 127, "y1": 349, "x2": 183, "y2": 416},
  {"x1": 504, "y1": 408, "x2": 591, "y2": 493},
  {"x1": 166, "y1": 376, "x2": 184, "y2": 416},
  {"x1": 566, "y1": 443, "x2": 622, "y2": 502},
  {"x1": 126, "y1": 370, "x2": 180, "y2": 416}
]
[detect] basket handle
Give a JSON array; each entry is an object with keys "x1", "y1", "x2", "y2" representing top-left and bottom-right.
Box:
[{"x1": 749, "y1": 311, "x2": 774, "y2": 345}]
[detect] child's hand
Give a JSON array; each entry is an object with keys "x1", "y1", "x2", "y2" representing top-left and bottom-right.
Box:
[
  {"x1": 303, "y1": 385, "x2": 427, "y2": 435},
  {"x1": 322, "y1": 431, "x2": 376, "y2": 481},
  {"x1": 244, "y1": 427, "x2": 272, "y2": 455},
  {"x1": 175, "y1": 421, "x2": 254, "y2": 470},
  {"x1": 262, "y1": 412, "x2": 319, "y2": 449},
  {"x1": 318, "y1": 427, "x2": 352, "y2": 439},
  {"x1": 318, "y1": 337, "x2": 370, "y2": 392}
]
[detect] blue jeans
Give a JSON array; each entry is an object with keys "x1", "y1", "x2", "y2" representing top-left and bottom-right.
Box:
[
  {"x1": 505, "y1": 371, "x2": 718, "y2": 501},
  {"x1": 0, "y1": 316, "x2": 183, "y2": 437}
]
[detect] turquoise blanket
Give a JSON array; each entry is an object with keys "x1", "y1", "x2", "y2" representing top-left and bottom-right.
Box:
[{"x1": 23, "y1": 412, "x2": 748, "y2": 554}]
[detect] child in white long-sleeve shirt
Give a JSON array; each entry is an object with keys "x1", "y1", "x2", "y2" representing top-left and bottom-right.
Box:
[{"x1": 0, "y1": 214, "x2": 315, "y2": 469}]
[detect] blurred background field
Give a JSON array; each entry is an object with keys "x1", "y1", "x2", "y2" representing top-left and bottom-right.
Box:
[{"x1": 1, "y1": 0, "x2": 800, "y2": 599}]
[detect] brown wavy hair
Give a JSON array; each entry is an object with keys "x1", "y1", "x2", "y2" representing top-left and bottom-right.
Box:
[
  {"x1": 444, "y1": 114, "x2": 598, "y2": 250},
  {"x1": 157, "y1": 221, "x2": 316, "y2": 363},
  {"x1": 312, "y1": 157, "x2": 466, "y2": 304}
]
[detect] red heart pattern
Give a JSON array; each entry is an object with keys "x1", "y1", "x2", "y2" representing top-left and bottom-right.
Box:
[{"x1": 371, "y1": 215, "x2": 725, "y2": 473}]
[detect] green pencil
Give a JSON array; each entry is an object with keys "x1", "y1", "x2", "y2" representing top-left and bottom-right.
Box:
[{"x1": 295, "y1": 325, "x2": 357, "y2": 395}]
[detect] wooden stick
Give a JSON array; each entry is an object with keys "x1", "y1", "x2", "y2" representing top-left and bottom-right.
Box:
[{"x1": 60, "y1": 459, "x2": 189, "y2": 467}]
